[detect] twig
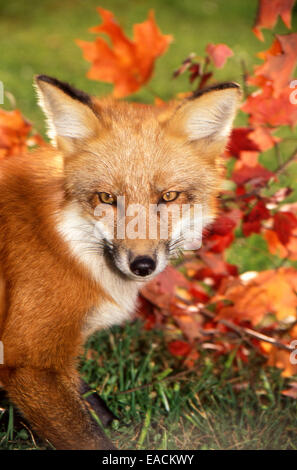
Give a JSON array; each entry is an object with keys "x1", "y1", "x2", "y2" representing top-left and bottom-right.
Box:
[
  {"x1": 200, "y1": 308, "x2": 294, "y2": 352},
  {"x1": 274, "y1": 142, "x2": 283, "y2": 167},
  {"x1": 240, "y1": 59, "x2": 249, "y2": 100},
  {"x1": 20, "y1": 421, "x2": 37, "y2": 448},
  {"x1": 173, "y1": 294, "x2": 295, "y2": 352},
  {"x1": 274, "y1": 148, "x2": 297, "y2": 178}
]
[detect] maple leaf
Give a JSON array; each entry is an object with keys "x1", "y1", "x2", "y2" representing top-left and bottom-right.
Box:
[
  {"x1": 141, "y1": 265, "x2": 189, "y2": 311},
  {"x1": 261, "y1": 343, "x2": 297, "y2": 377},
  {"x1": 273, "y1": 211, "x2": 297, "y2": 245},
  {"x1": 206, "y1": 233, "x2": 235, "y2": 254},
  {"x1": 206, "y1": 43, "x2": 233, "y2": 69},
  {"x1": 242, "y1": 200, "x2": 270, "y2": 237},
  {"x1": 248, "y1": 127, "x2": 281, "y2": 152},
  {"x1": 170, "y1": 303, "x2": 203, "y2": 342},
  {"x1": 198, "y1": 250, "x2": 238, "y2": 282},
  {"x1": 232, "y1": 151, "x2": 274, "y2": 186},
  {"x1": 205, "y1": 215, "x2": 237, "y2": 253},
  {"x1": 215, "y1": 268, "x2": 297, "y2": 326},
  {"x1": 242, "y1": 84, "x2": 297, "y2": 127},
  {"x1": 226, "y1": 128, "x2": 260, "y2": 158},
  {"x1": 168, "y1": 340, "x2": 191, "y2": 357},
  {"x1": 253, "y1": 0, "x2": 296, "y2": 41},
  {"x1": 264, "y1": 229, "x2": 289, "y2": 258},
  {"x1": 77, "y1": 8, "x2": 172, "y2": 97},
  {"x1": 264, "y1": 228, "x2": 297, "y2": 260},
  {"x1": 0, "y1": 108, "x2": 42, "y2": 159},
  {"x1": 264, "y1": 205, "x2": 297, "y2": 260},
  {"x1": 188, "y1": 286, "x2": 210, "y2": 303},
  {"x1": 249, "y1": 34, "x2": 297, "y2": 94},
  {"x1": 209, "y1": 215, "x2": 237, "y2": 236}
]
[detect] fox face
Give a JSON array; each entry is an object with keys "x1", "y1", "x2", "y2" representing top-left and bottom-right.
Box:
[{"x1": 36, "y1": 76, "x2": 240, "y2": 285}]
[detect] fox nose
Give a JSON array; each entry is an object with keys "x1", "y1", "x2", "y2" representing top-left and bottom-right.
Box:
[{"x1": 129, "y1": 256, "x2": 156, "y2": 277}]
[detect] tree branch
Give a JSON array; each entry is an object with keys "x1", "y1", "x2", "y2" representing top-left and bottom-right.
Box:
[{"x1": 200, "y1": 308, "x2": 294, "y2": 352}]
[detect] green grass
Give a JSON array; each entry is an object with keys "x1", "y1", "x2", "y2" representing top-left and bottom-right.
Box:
[{"x1": 1, "y1": 320, "x2": 297, "y2": 450}]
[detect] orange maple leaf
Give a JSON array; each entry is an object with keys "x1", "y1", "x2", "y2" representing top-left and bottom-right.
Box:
[
  {"x1": 253, "y1": 0, "x2": 295, "y2": 41},
  {"x1": 264, "y1": 227, "x2": 297, "y2": 261},
  {"x1": 264, "y1": 229, "x2": 289, "y2": 259},
  {"x1": 77, "y1": 8, "x2": 172, "y2": 98},
  {"x1": 248, "y1": 127, "x2": 281, "y2": 152},
  {"x1": 0, "y1": 108, "x2": 43, "y2": 159},
  {"x1": 261, "y1": 343, "x2": 297, "y2": 377},
  {"x1": 214, "y1": 268, "x2": 297, "y2": 326}
]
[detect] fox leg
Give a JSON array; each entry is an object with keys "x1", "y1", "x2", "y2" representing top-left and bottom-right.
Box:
[
  {"x1": 80, "y1": 379, "x2": 118, "y2": 427},
  {"x1": 3, "y1": 367, "x2": 116, "y2": 450}
]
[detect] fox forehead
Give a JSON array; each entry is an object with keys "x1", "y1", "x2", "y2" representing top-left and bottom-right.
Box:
[{"x1": 65, "y1": 100, "x2": 218, "y2": 197}]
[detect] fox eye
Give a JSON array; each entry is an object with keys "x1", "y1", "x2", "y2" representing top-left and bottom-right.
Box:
[
  {"x1": 98, "y1": 192, "x2": 115, "y2": 205},
  {"x1": 160, "y1": 191, "x2": 180, "y2": 203}
]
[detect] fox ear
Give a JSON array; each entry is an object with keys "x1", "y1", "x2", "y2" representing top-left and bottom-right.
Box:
[
  {"x1": 168, "y1": 83, "x2": 241, "y2": 142},
  {"x1": 34, "y1": 75, "x2": 100, "y2": 149}
]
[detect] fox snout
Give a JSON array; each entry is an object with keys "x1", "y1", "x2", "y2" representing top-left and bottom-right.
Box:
[{"x1": 107, "y1": 240, "x2": 168, "y2": 281}]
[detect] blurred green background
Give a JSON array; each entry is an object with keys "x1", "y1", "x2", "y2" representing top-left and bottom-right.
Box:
[{"x1": 1, "y1": 0, "x2": 297, "y2": 133}]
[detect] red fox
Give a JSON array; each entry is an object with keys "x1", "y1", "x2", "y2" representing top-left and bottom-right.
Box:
[{"x1": 0, "y1": 75, "x2": 240, "y2": 449}]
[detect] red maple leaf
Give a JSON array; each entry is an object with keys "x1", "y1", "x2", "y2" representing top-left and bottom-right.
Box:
[
  {"x1": 209, "y1": 215, "x2": 237, "y2": 236},
  {"x1": 232, "y1": 151, "x2": 274, "y2": 186},
  {"x1": 242, "y1": 84, "x2": 297, "y2": 127},
  {"x1": 253, "y1": 0, "x2": 295, "y2": 41},
  {"x1": 243, "y1": 200, "x2": 270, "y2": 237},
  {"x1": 168, "y1": 340, "x2": 191, "y2": 357},
  {"x1": 226, "y1": 128, "x2": 260, "y2": 158},
  {"x1": 249, "y1": 34, "x2": 297, "y2": 94},
  {"x1": 141, "y1": 265, "x2": 190, "y2": 311},
  {"x1": 273, "y1": 211, "x2": 297, "y2": 245},
  {"x1": 205, "y1": 216, "x2": 237, "y2": 253}
]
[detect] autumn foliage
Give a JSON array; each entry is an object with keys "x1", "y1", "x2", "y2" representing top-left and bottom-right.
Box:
[
  {"x1": 0, "y1": 108, "x2": 43, "y2": 159},
  {"x1": 1, "y1": 0, "x2": 297, "y2": 379},
  {"x1": 76, "y1": 8, "x2": 172, "y2": 98}
]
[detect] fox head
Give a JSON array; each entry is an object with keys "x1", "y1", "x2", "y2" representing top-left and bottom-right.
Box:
[{"x1": 35, "y1": 75, "x2": 240, "y2": 282}]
